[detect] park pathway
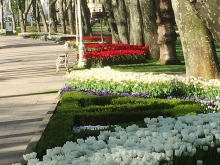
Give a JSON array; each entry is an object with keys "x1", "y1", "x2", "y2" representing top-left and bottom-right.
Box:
[{"x1": 0, "y1": 36, "x2": 76, "y2": 165}]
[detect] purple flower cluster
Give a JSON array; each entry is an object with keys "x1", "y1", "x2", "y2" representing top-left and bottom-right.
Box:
[
  {"x1": 60, "y1": 87, "x2": 219, "y2": 109},
  {"x1": 60, "y1": 86, "x2": 73, "y2": 95}
]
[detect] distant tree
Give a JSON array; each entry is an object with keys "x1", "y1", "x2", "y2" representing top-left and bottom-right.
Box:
[
  {"x1": 8, "y1": 0, "x2": 17, "y2": 32},
  {"x1": 58, "y1": 0, "x2": 67, "y2": 34},
  {"x1": 16, "y1": 0, "x2": 33, "y2": 32},
  {"x1": 0, "y1": 0, "x2": 4, "y2": 31},
  {"x1": 102, "y1": 0, "x2": 160, "y2": 59},
  {"x1": 36, "y1": 0, "x2": 48, "y2": 32},
  {"x1": 50, "y1": 0, "x2": 58, "y2": 33}
]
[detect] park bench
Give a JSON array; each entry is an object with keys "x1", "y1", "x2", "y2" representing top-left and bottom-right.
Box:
[{"x1": 56, "y1": 53, "x2": 69, "y2": 73}]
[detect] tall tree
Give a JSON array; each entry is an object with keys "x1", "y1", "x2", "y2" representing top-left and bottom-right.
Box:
[
  {"x1": 189, "y1": 1, "x2": 220, "y2": 45},
  {"x1": 66, "y1": 0, "x2": 75, "y2": 34},
  {"x1": 50, "y1": 0, "x2": 58, "y2": 33},
  {"x1": 81, "y1": 0, "x2": 92, "y2": 36},
  {"x1": 102, "y1": 0, "x2": 159, "y2": 59},
  {"x1": 58, "y1": 0, "x2": 67, "y2": 34},
  {"x1": 8, "y1": 0, "x2": 17, "y2": 32},
  {"x1": 17, "y1": 0, "x2": 33, "y2": 32},
  {"x1": 0, "y1": 0, "x2": 4, "y2": 32},
  {"x1": 125, "y1": 0, "x2": 143, "y2": 45},
  {"x1": 36, "y1": 0, "x2": 48, "y2": 32},
  {"x1": 101, "y1": 0, "x2": 120, "y2": 43},
  {"x1": 155, "y1": 0, "x2": 181, "y2": 64},
  {"x1": 139, "y1": 0, "x2": 159, "y2": 59},
  {"x1": 112, "y1": 0, "x2": 129, "y2": 43},
  {"x1": 171, "y1": 0, "x2": 220, "y2": 79}
]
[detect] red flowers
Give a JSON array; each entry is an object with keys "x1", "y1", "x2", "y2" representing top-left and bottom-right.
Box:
[{"x1": 84, "y1": 43, "x2": 150, "y2": 68}]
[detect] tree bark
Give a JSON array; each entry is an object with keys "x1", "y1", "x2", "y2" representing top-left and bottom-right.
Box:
[
  {"x1": 188, "y1": 0, "x2": 220, "y2": 45},
  {"x1": 139, "y1": 0, "x2": 159, "y2": 59},
  {"x1": 124, "y1": 0, "x2": 143, "y2": 45},
  {"x1": 58, "y1": 0, "x2": 67, "y2": 34},
  {"x1": 111, "y1": 0, "x2": 129, "y2": 43},
  {"x1": 37, "y1": 0, "x2": 48, "y2": 32},
  {"x1": 17, "y1": 0, "x2": 33, "y2": 33},
  {"x1": 155, "y1": 0, "x2": 181, "y2": 65},
  {"x1": 171, "y1": 0, "x2": 220, "y2": 79},
  {"x1": 66, "y1": 0, "x2": 75, "y2": 34},
  {"x1": 0, "y1": 0, "x2": 4, "y2": 32},
  {"x1": 81, "y1": 0, "x2": 92, "y2": 36},
  {"x1": 8, "y1": 0, "x2": 16, "y2": 32},
  {"x1": 101, "y1": 0, "x2": 120, "y2": 43},
  {"x1": 17, "y1": 0, "x2": 26, "y2": 32},
  {"x1": 50, "y1": 0, "x2": 58, "y2": 33}
]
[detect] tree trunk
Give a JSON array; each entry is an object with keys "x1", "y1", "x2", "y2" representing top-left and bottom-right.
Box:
[
  {"x1": 139, "y1": 0, "x2": 159, "y2": 59},
  {"x1": 58, "y1": 0, "x2": 67, "y2": 34},
  {"x1": 17, "y1": 2, "x2": 26, "y2": 32},
  {"x1": 101, "y1": 0, "x2": 120, "y2": 43},
  {"x1": 155, "y1": 0, "x2": 181, "y2": 65},
  {"x1": 124, "y1": 0, "x2": 143, "y2": 45},
  {"x1": 81, "y1": 0, "x2": 92, "y2": 36},
  {"x1": 8, "y1": 0, "x2": 16, "y2": 32},
  {"x1": 0, "y1": 0, "x2": 4, "y2": 32},
  {"x1": 37, "y1": 0, "x2": 48, "y2": 32},
  {"x1": 111, "y1": 0, "x2": 129, "y2": 43},
  {"x1": 66, "y1": 0, "x2": 75, "y2": 34},
  {"x1": 35, "y1": 4, "x2": 41, "y2": 32},
  {"x1": 189, "y1": 1, "x2": 220, "y2": 45},
  {"x1": 171, "y1": 0, "x2": 220, "y2": 79},
  {"x1": 17, "y1": 0, "x2": 33, "y2": 33},
  {"x1": 50, "y1": 0, "x2": 58, "y2": 33}
]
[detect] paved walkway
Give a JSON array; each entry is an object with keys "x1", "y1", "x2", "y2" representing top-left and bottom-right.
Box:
[{"x1": 0, "y1": 36, "x2": 76, "y2": 165}]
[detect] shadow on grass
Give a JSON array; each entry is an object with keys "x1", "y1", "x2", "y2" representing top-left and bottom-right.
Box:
[{"x1": 111, "y1": 61, "x2": 186, "y2": 73}]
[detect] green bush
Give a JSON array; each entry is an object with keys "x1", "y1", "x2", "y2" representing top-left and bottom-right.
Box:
[{"x1": 34, "y1": 91, "x2": 202, "y2": 159}]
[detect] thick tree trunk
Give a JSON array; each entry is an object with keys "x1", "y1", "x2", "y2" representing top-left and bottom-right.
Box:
[
  {"x1": 171, "y1": 0, "x2": 220, "y2": 79},
  {"x1": 101, "y1": 0, "x2": 120, "y2": 43},
  {"x1": 124, "y1": 0, "x2": 143, "y2": 45},
  {"x1": 81, "y1": 0, "x2": 92, "y2": 36},
  {"x1": 139, "y1": 0, "x2": 159, "y2": 59},
  {"x1": 189, "y1": 1, "x2": 220, "y2": 45},
  {"x1": 111, "y1": 0, "x2": 129, "y2": 43},
  {"x1": 155, "y1": 0, "x2": 181, "y2": 65},
  {"x1": 67, "y1": 0, "x2": 75, "y2": 34}
]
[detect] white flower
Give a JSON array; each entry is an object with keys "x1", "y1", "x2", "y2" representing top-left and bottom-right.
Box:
[
  {"x1": 23, "y1": 152, "x2": 37, "y2": 161},
  {"x1": 197, "y1": 160, "x2": 203, "y2": 165}
]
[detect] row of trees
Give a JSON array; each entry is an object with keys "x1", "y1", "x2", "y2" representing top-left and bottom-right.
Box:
[
  {"x1": 1, "y1": 0, "x2": 92, "y2": 35},
  {"x1": 102, "y1": 0, "x2": 220, "y2": 80},
  {"x1": 1, "y1": 0, "x2": 220, "y2": 79}
]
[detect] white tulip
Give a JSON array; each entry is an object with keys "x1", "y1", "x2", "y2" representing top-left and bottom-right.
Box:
[
  {"x1": 197, "y1": 160, "x2": 203, "y2": 165},
  {"x1": 174, "y1": 149, "x2": 182, "y2": 157},
  {"x1": 203, "y1": 146, "x2": 208, "y2": 151}
]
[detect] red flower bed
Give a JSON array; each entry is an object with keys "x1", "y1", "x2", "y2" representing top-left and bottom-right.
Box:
[
  {"x1": 84, "y1": 43, "x2": 150, "y2": 68},
  {"x1": 84, "y1": 49, "x2": 146, "y2": 60},
  {"x1": 60, "y1": 36, "x2": 112, "y2": 43},
  {"x1": 85, "y1": 43, "x2": 149, "y2": 52}
]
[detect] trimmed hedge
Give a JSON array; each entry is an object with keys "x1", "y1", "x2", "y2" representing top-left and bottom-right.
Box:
[{"x1": 34, "y1": 91, "x2": 202, "y2": 159}]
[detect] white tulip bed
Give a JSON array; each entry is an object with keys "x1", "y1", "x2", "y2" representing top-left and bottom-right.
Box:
[{"x1": 13, "y1": 67, "x2": 220, "y2": 165}]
